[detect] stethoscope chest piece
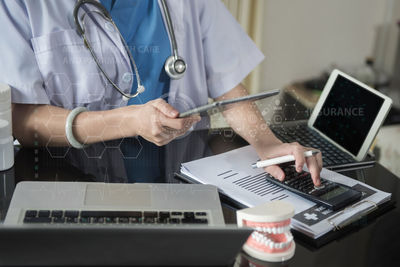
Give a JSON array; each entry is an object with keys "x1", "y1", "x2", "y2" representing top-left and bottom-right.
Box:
[{"x1": 165, "y1": 56, "x2": 187, "y2": 80}]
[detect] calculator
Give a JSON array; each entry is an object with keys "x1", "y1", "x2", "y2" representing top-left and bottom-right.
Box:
[{"x1": 265, "y1": 166, "x2": 362, "y2": 211}]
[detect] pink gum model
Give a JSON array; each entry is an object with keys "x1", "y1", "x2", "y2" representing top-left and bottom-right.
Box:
[{"x1": 237, "y1": 201, "x2": 295, "y2": 262}]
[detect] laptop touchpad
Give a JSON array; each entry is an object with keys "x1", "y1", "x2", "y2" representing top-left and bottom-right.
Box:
[{"x1": 84, "y1": 184, "x2": 151, "y2": 207}]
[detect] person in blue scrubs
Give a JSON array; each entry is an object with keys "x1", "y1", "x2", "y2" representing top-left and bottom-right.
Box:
[
  {"x1": 2, "y1": 0, "x2": 323, "y2": 186},
  {"x1": 101, "y1": 0, "x2": 171, "y2": 182}
]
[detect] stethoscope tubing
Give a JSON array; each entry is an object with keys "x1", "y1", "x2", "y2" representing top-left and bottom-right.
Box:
[
  {"x1": 159, "y1": 0, "x2": 178, "y2": 59},
  {"x1": 73, "y1": 0, "x2": 185, "y2": 99}
]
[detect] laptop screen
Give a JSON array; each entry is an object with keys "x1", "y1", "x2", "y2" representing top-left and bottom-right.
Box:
[{"x1": 313, "y1": 74, "x2": 384, "y2": 155}]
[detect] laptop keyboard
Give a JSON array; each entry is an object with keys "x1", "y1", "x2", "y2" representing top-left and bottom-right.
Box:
[
  {"x1": 23, "y1": 210, "x2": 209, "y2": 225},
  {"x1": 271, "y1": 124, "x2": 356, "y2": 167}
]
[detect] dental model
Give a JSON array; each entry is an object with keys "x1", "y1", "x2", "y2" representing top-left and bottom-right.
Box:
[{"x1": 237, "y1": 201, "x2": 295, "y2": 262}]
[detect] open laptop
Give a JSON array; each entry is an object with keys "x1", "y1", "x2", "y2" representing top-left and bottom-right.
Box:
[
  {"x1": 2, "y1": 182, "x2": 252, "y2": 266},
  {"x1": 271, "y1": 69, "x2": 392, "y2": 171}
]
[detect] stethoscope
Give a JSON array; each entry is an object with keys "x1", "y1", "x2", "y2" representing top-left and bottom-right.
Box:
[{"x1": 73, "y1": 0, "x2": 187, "y2": 100}]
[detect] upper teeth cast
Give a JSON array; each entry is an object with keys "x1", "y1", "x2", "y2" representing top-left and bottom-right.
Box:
[{"x1": 253, "y1": 225, "x2": 291, "y2": 234}]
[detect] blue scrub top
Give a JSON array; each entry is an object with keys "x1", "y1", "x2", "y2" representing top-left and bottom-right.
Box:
[{"x1": 101, "y1": 0, "x2": 171, "y2": 182}]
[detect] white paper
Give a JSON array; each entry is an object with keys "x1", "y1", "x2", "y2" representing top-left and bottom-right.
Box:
[{"x1": 181, "y1": 145, "x2": 391, "y2": 239}]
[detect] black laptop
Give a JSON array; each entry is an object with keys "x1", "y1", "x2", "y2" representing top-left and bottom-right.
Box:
[{"x1": 0, "y1": 225, "x2": 251, "y2": 266}]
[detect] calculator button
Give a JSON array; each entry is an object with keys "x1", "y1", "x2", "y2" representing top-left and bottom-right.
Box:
[
  {"x1": 304, "y1": 181, "x2": 313, "y2": 187},
  {"x1": 310, "y1": 189, "x2": 324, "y2": 197},
  {"x1": 303, "y1": 186, "x2": 314, "y2": 193},
  {"x1": 314, "y1": 184, "x2": 325, "y2": 190}
]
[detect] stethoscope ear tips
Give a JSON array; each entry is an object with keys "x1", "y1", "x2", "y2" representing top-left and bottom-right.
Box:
[
  {"x1": 137, "y1": 85, "x2": 145, "y2": 94},
  {"x1": 122, "y1": 85, "x2": 145, "y2": 101}
]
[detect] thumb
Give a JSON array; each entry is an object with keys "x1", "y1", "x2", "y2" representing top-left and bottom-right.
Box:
[
  {"x1": 151, "y1": 99, "x2": 179, "y2": 118},
  {"x1": 265, "y1": 165, "x2": 285, "y2": 181}
]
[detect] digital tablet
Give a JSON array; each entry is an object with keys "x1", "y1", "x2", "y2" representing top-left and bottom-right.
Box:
[
  {"x1": 178, "y1": 89, "x2": 280, "y2": 118},
  {"x1": 308, "y1": 69, "x2": 392, "y2": 161}
]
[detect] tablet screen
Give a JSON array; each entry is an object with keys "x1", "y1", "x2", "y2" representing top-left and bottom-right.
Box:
[{"x1": 313, "y1": 75, "x2": 384, "y2": 155}]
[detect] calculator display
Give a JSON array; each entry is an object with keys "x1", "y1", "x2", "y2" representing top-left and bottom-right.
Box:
[{"x1": 319, "y1": 186, "x2": 348, "y2": 201}]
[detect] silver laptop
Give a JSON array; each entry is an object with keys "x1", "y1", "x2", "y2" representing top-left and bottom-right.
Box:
[
  {"x1": 2, "y1": 182, "x2": 252, "y2": 266},
  {"x1": 5, "y1": 181, "x2": 225, "y2": 225}
]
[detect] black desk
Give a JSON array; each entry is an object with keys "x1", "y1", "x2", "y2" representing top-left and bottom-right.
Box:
[{"x1": 1, "y1": 129, "x2": 399, "y2": 266}]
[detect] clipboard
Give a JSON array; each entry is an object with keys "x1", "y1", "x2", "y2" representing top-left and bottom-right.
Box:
[
  {"x1": 174, "y1": 171, "x2": 395, "y2": 248},
  {"x1": 178, "y1": 89, "x2": 280, "y2": 118},
  {"x1": 294, "y1": 199, "x2": 395, "y2": 248}
]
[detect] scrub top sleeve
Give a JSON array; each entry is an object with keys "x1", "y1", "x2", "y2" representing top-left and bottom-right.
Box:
[
  {"x1": 0, "y1": 1, "x2": 50, "y2": 104},
  {"x1": 201, "y1": 0, "x2": 265, "y2": 99}
]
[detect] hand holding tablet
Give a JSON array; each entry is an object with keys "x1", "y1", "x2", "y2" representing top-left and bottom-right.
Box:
[{"x1": 178, "y1": 89, "x2": 280, "y2": 118}]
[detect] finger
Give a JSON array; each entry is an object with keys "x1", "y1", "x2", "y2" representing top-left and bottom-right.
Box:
[
  {"x1": 305, "y1": 147, "x2": 323, "y2": 170},
  {"x1": 306, "y1": 156, "x2": 321, "y2": 186},
  {"x1": 291, "y1": 143, "x2": 305, "y2": 172},
  {"x1": 141, "y1": 130, "x2": 173, "y2": 147},
  {"x1": 154, "y1": 138, "x2": 173, "y2": 147},
  {"x1": 265, "y1": 165, "x2": 285, "y2": 181},
  {"x1": 152, "y1": 128, "x2": 175, "y2": 146},
  {"x1": 161, "y1": 126, "x2": 186, "y2": 139},
  {"x1": 172, "y1": 118, "x2": 200, "y2": 137},
  {"x1": 191, "y1": 115, "x2": 201, "y2": 121},
  {"x1": 316, "y1": 152, "x2": 323, "y2": 170},
  {"x1": 151, "y1": 99, "x2": 179, "y2": 118},
  {"x1": 160, "y1": 116, "x2": 200, "y2": 131}
]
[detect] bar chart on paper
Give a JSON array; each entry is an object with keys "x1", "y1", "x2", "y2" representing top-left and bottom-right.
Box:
[
  {"x1": 218, "y1": 171, "x2": 289, "y2": 201},
  {"x1": 180, "y1": 146, "x2": 315, "y2": 212}
]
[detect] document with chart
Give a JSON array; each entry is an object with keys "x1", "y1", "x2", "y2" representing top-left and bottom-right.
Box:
[{"x1": 180, "y1": 146, "x2": 391, "y2": 239}]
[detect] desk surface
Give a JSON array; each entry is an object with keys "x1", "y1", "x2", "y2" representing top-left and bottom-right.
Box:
[{"x1": 1, "y1": 129, "x2": 399, "y2": 266}]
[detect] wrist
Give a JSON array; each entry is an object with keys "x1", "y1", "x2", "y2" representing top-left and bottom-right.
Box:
[
  {"x1": 118, "y1": 105, "x2": 140, "y2": 137},
  {"x1": 251, "y1": 135, "x2": 283, "y2": 159},
  {"x1": 251, "y1": 133, "x2": 282, "y2": 149}
]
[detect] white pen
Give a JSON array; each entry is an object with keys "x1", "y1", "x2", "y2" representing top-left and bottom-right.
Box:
[{"x1": 251, "y1": 150, "x2": 320, "y2": 169}]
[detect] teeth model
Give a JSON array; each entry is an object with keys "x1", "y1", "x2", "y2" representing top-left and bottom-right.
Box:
[{"x1": 237, "y1": 201, "x2": 295, "y2": 262}]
